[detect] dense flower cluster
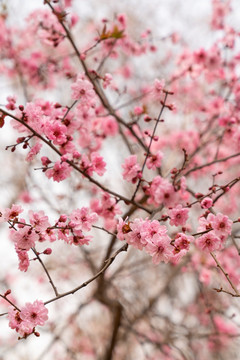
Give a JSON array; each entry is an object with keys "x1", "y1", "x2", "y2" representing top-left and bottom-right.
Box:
[
  {"x1": 8, "y1": 300, "x2": 48, "y2": 338},
  {"x1": 0, "y1": 0, "x2": 240, "y2": 358}
]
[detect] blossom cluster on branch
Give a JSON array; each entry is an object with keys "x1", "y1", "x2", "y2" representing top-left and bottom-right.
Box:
[{"x1": 0, "y1": 0, "x2": 240, "y2": 359}]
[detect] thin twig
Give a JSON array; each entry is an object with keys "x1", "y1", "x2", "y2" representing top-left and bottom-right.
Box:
[
  {"x1": 44, "y1": 243, "x2": 128, "y2": 305},
  {"x1": 211, "y1": 252, "x2": 240, "y2": 296},
  {"x1": 31, "y1": 248, "x2": 59, "y2": 296}
]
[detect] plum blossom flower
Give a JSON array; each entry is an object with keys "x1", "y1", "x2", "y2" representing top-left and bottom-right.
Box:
[
  {"x1": 24, "y1": 102, "x2": 45, "y2": 133},
  {"x1": 195, "y1": 231, "x2": 221, "y2": 252},
  {"x1": 6, "y1": 95, "x2": 17, "y2": 110},
  {"x1": 168, "y1": 205, "x2": 189, "y2": 226},
  {"x1": 69, "y1": 207, "x2": 98, "y2": 232},
  {"x1": 16, "y1": 248, "x2": 30, "y2": 272},
  {"x1": 122, "y1": 155, "x2": 141, "y2": 183},
  {"x1": 21, "y1": 300, "x2": 48, "y2": 327},
  {"x1": 101, "y1": 117, "x2": 118, "y2": 136},
  {"x1": 211, "y1": 213, "x2": 233, "y2": 238},
  {"x1": 116, "y1": 218, "x2": 131, "y2": 241},
  {"x1": 25, "y1": 142, "x2": 42, "y2": 162},
  {"x1": 152, "y1": 78, "x2": 165, "y2": 100},
  {"x1": 91, "y1": 193, "x2": 121, "y2": 221},
  {"x1": 197, "y1": 215, "x2": 212, "y2": 233},
  {"x1": 103, "y1": 73, "x2": 112, "y2": 89},
  {"x1": 90, "y1": 152, "x2": 106, "y2": 176},
  {"x1": 45, "y1": 161, "x2": 72, "y2": 182},
  {"x1": 17, "y1": 321, "x2": 34, "y2": 338},
  {"x1": 44, "y1": 121, "x2": 67, "y2": 145},
  {"x1": 67, "y1": 232, "x2": 92, "y2": 246},
  {"x1": 29, "y1": 210, "x2": 50, "y2": 232},
  {"x1": 8, "y1": 300, "x2": 48, "y2": 337},
  {"x1": 71, "y1": 74, "x2": 96, "y2": 106},
  {"x1": 0, "y1": 204, "x2": 23, "y2": 223},
  {"x1": 174, "y1": 233, "x2": 193, "y2": 251},
  {"x1": 171, "y1": 248, "x2": 188, "y2": 265},
  {"x1": 197, "y1": 213, "x2": 232, "y2": 242},
  {"x1": 146, "y1": 151, "x2": 163, "y2": 170},
  {"x1": 201, "y1": 197, "x2": 213, "y2": 209},
  {"x1": 8, "y1": 308, "x2": 22, "y2": 330},
  {"x1": 145, "y1": 233, "x2": 173, "y2": 264},
  {"x1": 146, "y1": 176, "x2": 176, "y2": 207},
  {"x1": 126, "y1": 218, "x2": 146, "y2": 249},
  {"x1": 13, "y1": 227, "x2": 39, "y2": 251},
  {"x1": 211, "y1": 0, "x2": 231, "y2": 30},
  {"x1": 140, "y1": 219, "x2": 168, "y2": 244}
]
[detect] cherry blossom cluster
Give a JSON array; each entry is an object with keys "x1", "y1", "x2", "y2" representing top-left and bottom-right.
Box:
[
  {"x1": 0, "y1": 0, "x2": 240, "y2": 357},
  {"x1": 196, "y1": 212, "x2": 233, "y2": 252},
  {"x1": 8, "y1": 299, "x2": 48, "y2": 339},
  {"x1": 117, "y1": 218, "x2": 193, "y2": 265},
  {"x1": 0, "y1": 204, "x2": 98, "y2": 272}
]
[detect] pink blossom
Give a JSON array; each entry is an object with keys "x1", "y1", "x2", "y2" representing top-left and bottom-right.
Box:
[
  {"x1": 211, "y1": 213, "x2": 233, "y2": 238},
  {"x1": 116, "y1": 218, "x2": 130, "y2": 241},
  {"x1": 80, "y1": 153, "x2": 92, "y2": 175},
  {"x1": 101, "y1": 117, "x2": 118, "y2": 136},
  {"x1": 214, "y1": 315, "x2": 238, "y2": 336},
  {"x1": 6, "y1": 95, "x2": 17, "y2": 110},
  {"x1": 8, "y1": 308, "x2": 34, "y2": 337},
  {"x1": 201, "y1": 197, "x2": 213, "y2": 209},
  {"x1": 170, "y1": 248, "x2": 188, "y2": 265},
  {"x1": 103, "y1": 73, "x2": 112, "y2": 89},
  {"x1": 117, "y1": 13, "x2": 127, "y2": 28},
  {"x1": 26, "y1": 142, "x2": 42, "y2": 162},
  {"x1": 197, "y1": 215, "x2": 212, "y2": 233},
  {"x1": 91, "y1": 193, "x2": 121, "y2": 221},
  {"x1": 67, "y1": 232, "x2": 92, "y2": 246},
  {"x1": 28, "y1": 210, "x2": 50, "y2": 231},
  {"x1": 24, "y1": 102, "x2": 45, "y2": 133},
  {"x1": 140, "y1": 219, "x2": 168, "y2": 244},
  {"x1": 211, "y1": 0, "x2": 231, "y2": 30},
  {"x1": 57, "y1": 226, "x2": 70, "y2": 242},
  {"x1": 44, "y1": 121, "x2": 67, "y2": 145},
  {"x1": 17, "y1": 321, "x2": 34, "y2": 337},
  {"x1": 125, "y1": 218, "x2": 146, "y2": 249},
  {"x1": 16, "y1": 248, "x2": 30, "y2": 272},
  {"x1": 69, "y1": 207, "x2": 98, "y2": 232},
  {"x1": 122, "y1": 155, "x2": 141, "y2": 183},
  {"x1": 195, "y1": 231, "x2": 221, "y2": 252},
  {"x1": 153, "y1": 78, "x2": 165, "y2": 100},
  {"x1": 198, "y1": 213, "x2": 232, "y2": 242},
  {"x1": 174, "y1": 233, "x2": 193, "y2": 251},
  {"x1": 146, "y1": 176, "x2": 176, "y2": 207},
  {"x1": 90, "y1": 152, "x2": 106, "y2": 176},
  {"x1": 134, "y1": 106, "x2": 144, "y2": 115},
  {"x1": 146, "y1": 151, "x2": 163, "y2": 170},
  {"x1": 41, "y1": 156, "x2": 51, "y2": 167},
  {"x1": 19, "y1": 191, "x2": 33, "y2": 204},
  {"x1": 13, "y1": 227, "x2": 39, "y2": 251},
  {"x1": 0, "y1": 204, "x2": 24, "y2": 223},
  {"x1": 145, "y1": 233, "x2": 173, "y2": 264},
  {"x1": 168, "y1": 205, "x2": 189, "y2": 226},
  {"x1": 45, "y1": 161, "x2": 72, "y2": 182},
  {"x1": 21, "y1": 300, "x2": 48, "y2": 327},
  {"x1": 71, "y1": 74, "x2": 96, "y2": 106},
  {"x1": 8, "y1": 308, "x2": 23, "y2": 330},
  {"x1": 199, "y1": 268, "x2": 212, "y2": 285}
]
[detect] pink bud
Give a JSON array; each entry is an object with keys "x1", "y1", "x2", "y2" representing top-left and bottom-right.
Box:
[
  {"x1": 4, "y1": 289, "x2": 11, "y2": 297},
  {"x1": 43, "y1": 248, "x2": 52, "y2": 255}
]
